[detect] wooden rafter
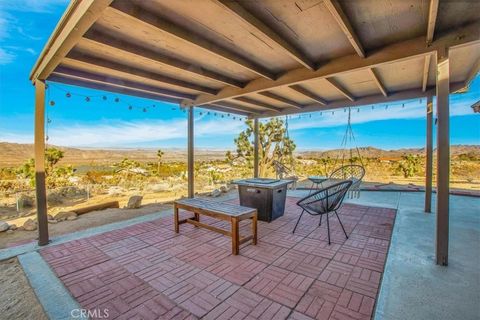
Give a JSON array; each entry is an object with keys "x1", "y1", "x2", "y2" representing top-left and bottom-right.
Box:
[
  {"x1": 323, "y1": 0, "x2": 365, "y2": 58},
  {"x1": 110, "y1": 2, "x2": 276, "y2": 80},
  {"x1": 205, "y1": 104, "x2": 253, "y2": 117},
  {"x1": 427, "y1": 0, "x2": 439, "y2": 44},
  {"x1": 53, "y1": 66, "x2": 196, "y2": 100},
  {"x1": 184, "y1": 22, "x2": 480, "y2": 107},
  {"x1": 210, "y1": 102, "x2": 260, "y2": 116},
  {"x1": 422, "y1": 54, "x2": 432, "y2": 92},
  {"x1": 48, "y1": 74, "x2": 181, "y2": 104},
  {"x1": 65, "y1": 53, "x2": 218, "y2": 95},
  {"x1": 82, "y1": 32, "x2": 245, "y2": 88},
  {"x1": 289, "y1": 85, "x2": 327, "y2": 105},
  {"x1": 465, "y1": 56, "x2": 480, "y2": 87},
  {"x1": 213, "y1": 0, "x2": 315, "y2": 70},
  {"x1": 30, "y1": 0, "x2": 112, "y2": 81},
  {"x1": 368, "y1": 68, "x2": 388, "y2": 97},
  {"x1": 260, "y1": 82, "x2": 465, "y2": 118},
  {"x1": 325, "y1": 78, "x2": 355, "y2": 101},
  {"x1": 258, "y1": 92, "x2": 303, "y2": 109},
  {"x1": 234, "y1": 97, "x2": 282, "y2": 112}
]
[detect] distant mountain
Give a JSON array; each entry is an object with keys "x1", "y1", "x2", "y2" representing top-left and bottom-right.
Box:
[
  {"x1": 0, "y1": 142, "x2": 478, "y2": 167},
  {"x1": 0, "y1": 142, "x2": 227, "y2": 167},
  {"x1": 298, "y1": 145, "x2": 480, "y2": 159}
]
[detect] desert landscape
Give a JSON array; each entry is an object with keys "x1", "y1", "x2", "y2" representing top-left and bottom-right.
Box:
[{"x1": 0, "y1": 142, "x2": 478, "y2": 248}]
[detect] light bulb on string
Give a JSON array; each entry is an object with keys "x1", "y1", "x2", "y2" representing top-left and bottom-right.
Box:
[
  {"x1": 102, "y1": 96, "x2": 107, "y2": 101},
  {"x1": 143, "y1": 108, "x2": 147, "y2": 112},
  {"x1": 357, "y1": 108, "x2": 360, "y2": 112},
  {"x1": 372, "y1": 105, "x2": 374, "y2": 110},
  {"x1": 114, "y1": 97, "x2": 119, "y2": 103},
  {"x1": 85, "y1": 97, "x2": 90, "y2": 102},
  {"x1": 128, "y1": 105, "x2": 133, "y2": 110},
  {"x1": 49, "y1": 100, "x2": 55, "y2": 106},
  {"x1": 66, "y1": 92, "x2": 71, "y2": 98},
  {"x1": 402, "y1": 103, "x2": 405, "y2": 108}
]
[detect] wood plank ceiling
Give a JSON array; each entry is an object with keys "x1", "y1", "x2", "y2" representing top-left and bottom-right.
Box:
[{"x1": 32, "y1": 0, "x2": 480, "y2": 118}]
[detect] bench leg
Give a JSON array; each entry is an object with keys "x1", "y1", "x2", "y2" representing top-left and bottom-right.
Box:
[
  {"x1": 194, "y1": 212, "x2": 200, "y2": 226},
  {"x1": 231, "y1": 217, "x2": 239, "y2": 255},
  {"x1": 252, "y1": 212, "x2": 257, "y2": 245},
  {"x1": 174, "y1": 205, "x2": 179, "y2": 233}
]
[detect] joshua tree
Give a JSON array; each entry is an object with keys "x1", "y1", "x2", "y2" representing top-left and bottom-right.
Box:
[
  {"x1": 157, "y1": 149, "x2": 164, "y2": 174},
  {"x1": 45, "y1": 147, "x2": 64, "y2": 175},
  {"x1": 227, "y1": 118, "x2": 296, "y2": 177},
  {"x1": 396, "y1": 154, "x2": 421, "y2": 178}
]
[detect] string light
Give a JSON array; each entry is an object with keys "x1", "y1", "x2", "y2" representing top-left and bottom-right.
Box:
[
  {"x1": 85, "y1": 97, "x2": 90, "y2": 102},
  {"x1": 49, "y1": 100, "x2": 55, "y2": 106},
  {"x1": 102, "y1": 96, "x2": 107, "y2": 101},
  {"x1": 66, "y1": 92, "x2": 71, "y2": 98},
  {"x1": 115, "y1": 97, "x2": 120, "y2": 103}
]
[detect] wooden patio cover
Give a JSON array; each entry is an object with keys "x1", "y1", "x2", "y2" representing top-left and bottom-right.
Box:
[
  {"x1": 29, "y1": 0, "x2": 479, "y2": 266},
  {"x1": 30, "y1": 0, "x2": 479, "y2": 117}
]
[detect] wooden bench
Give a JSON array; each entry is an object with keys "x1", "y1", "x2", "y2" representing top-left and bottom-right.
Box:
[{"x1": 174, "y1": 198, "x2": 257, "y2": 255}]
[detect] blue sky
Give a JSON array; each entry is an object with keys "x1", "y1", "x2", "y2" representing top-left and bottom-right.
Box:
[{"x1": 0, "y1": 0, "x2": 479, "y2": 151}]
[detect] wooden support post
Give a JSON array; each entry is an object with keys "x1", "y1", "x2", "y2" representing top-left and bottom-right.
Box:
[
  {"x1": 187, "y1": 107, "x2": 194, "y2": 198},
  {"x1": 34, "y1": 80, "x2": 49, "y2": 246},
  {"x1": 425, "y1": 95, "x2": 433, "y2": 213},
  {"x1": 253, "y1": 118, "x2": 259, "y2": 178},
  {"x1": 435, "y1": 48, "x2": 450, "y2": 266}
]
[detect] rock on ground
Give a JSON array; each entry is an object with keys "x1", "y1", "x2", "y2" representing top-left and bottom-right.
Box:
[
  {"x1": 17, "y1": 194, "x2": 34, "y2": 208},
  {"x1": 54, "y1": 211, "x2": 78, "y2": 221},
  {"x1": 23, "y1": 219, "x2": 37, "y2": 231},
  {"x1": 126, "y1": 195, "x2": 143, "y2": 209},
  {"x1": 0, "y1": 221, "x2": 9, "y2": 232},
  {"x1": 211, "y1": 189, "x2": 222, "y2": 197}
]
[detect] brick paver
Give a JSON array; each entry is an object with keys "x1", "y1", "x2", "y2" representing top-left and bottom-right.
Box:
[{"x1": 40, "y1": 199, "x2": 396, "y2": 319}]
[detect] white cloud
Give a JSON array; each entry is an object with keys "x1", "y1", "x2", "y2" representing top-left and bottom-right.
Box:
[
  {"x1": 0, "y1": 47, "x2": 15, "y2": 64},
  {"x1": 0, "y1": 116, "x2": 246, "y2": 147}
]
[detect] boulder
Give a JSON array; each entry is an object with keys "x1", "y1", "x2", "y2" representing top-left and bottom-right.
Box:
[
  {"x1": 220, "y1": 185, "x2": 228, "y2": 193},
  {"x1": 149, "y1": 183, "x2": 170, "y2": 193},
  {"x1": 23, "y1": 219, "x2": 37, "y2": 231},
  {"x1": 6, "y1": 230, "x2": 13, "y2": 234},
  {"x1": 210, "y1": 189, "x2": 221, "y2": 197},
  {"x1": 108, "y1": 186, "x2": 125, "y2": 196},
  {"x1": 9, "y1": 224, "x2": 17, "y2": 230},
  {"x1": 126, "y1": 195, "x2": 143, "y2": 209},
  {"x1": 48, "y1": 219, "x2": 58, "y2": 224},
  {"x1": 17, "y1": 194, "x2": 34, "y2": 208},
  {"x1": 0, "y1": 221, "x2": 9, "y2": 232},
  {"x1": 47, "y1": 192, "x2": 64, "y2": 205},
  {"x1": 66, "y1": 216, "x2": 78, "y2": 221},
  {"x1": 55, "y1": 211, "x2": 78, "y2": 221},
  {"x1": 47, "y1": 214, "x2": 54, "y2": 220}
]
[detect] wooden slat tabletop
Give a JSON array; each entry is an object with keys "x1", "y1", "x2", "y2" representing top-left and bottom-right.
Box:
[{"x1": 175, "y1": 198, "x2": 255, "y2": 217}]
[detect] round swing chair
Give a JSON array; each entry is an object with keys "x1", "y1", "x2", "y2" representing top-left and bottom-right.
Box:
[{"x1": 329, "y1": 107, "x2": 366, "y2": 198}]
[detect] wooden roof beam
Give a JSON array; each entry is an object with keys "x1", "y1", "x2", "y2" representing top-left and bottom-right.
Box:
[
  {"x1": 422, "y1": 54, "x2": 432, "y2": 92},
  {"x1": 368, "y1": 68, "x2": 388, "y2": 97},
  {"x1": 110, "y1": 1, "x2": 276, "y2": 80},
  {"x1": 258, "y1": 92, "x2": 304, "y2": 109},
  {"x1": 325, "y1": 78, "x2": 355, "y2": 101},
  {"x1": 183, "y1": 22, "x2": 480, "y2": 107},
  {"x1": 234, "y1": 97, "x2": 282, "y2": 112},
  {"x1": 30, "y1": 0, "x2": 112, "y2": 82},
  {"x1": 213, "y1": 0, "x2": 315, "y2": 71},
  {"x1": 427, "y1": 0, "x2": 439, "y2": 45},
  {"x1": 323, "y1": 0, "x2": 365, "y2": 58},
  {"x1": 82, "y1": 32, "x2": 245, "y2": 88},
  {"x1": 289, "y1": 85, "x2": 328, "y2": 105},
  {"x1": 260, "y1": 82, "x2": 466, "y2": 118},
  {"x1": 65, "y1": 52, "x2": 219, "y2": 95},
  {"x1": 53, "y1": 66, "x2": 196, "y2": 100},
  {"x1": 48, "y1": 74, "x2": 181, "y2": 104},
  {"x1": 209, "y1": 102, "x2": 261, "y2": 116},
  {"x1": 464, "y1": 56, "x2": 480, "y2": 87}
]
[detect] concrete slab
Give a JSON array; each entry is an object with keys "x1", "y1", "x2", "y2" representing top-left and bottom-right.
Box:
[
  {"x1": 18, "y1": 252, "x2": 85, "y2": 320},
  {"x1": 373, "y1": 192, "x2": 480, "y2": 320}
]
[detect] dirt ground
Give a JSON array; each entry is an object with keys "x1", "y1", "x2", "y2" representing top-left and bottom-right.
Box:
[
  {"x1": 0, "y1": 200, "x2": 174, "y2": 249},
  {"x1": 0, "y1": 258, "x2": 47, "y2": 320}
]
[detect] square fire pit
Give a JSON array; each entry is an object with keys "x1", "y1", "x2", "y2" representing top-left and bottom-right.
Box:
[{"x1": 232, "y1": 178, "x2": 293, "y2": 222}]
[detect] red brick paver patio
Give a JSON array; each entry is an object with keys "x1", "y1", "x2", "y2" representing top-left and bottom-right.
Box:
[{"x1": 40, "y1": 197, "x2": 396, "y2": 320}]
